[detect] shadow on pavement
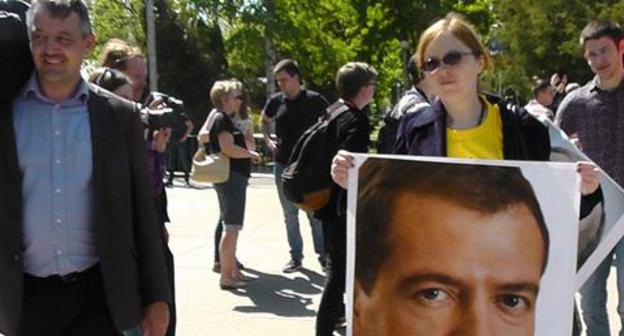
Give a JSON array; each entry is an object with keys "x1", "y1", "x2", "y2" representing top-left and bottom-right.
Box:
[{"x1": 228, "y1": 267, "x2": 326, "y2": 317}]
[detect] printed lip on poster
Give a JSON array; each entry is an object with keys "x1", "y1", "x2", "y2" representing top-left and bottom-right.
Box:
[{"x1": 346, "y1": 155, "x2": 579, "y2": 336}]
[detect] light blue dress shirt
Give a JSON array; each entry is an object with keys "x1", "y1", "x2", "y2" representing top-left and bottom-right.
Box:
[{"x1": 12, "y1": 74, "x2": 99, "y2": 277}]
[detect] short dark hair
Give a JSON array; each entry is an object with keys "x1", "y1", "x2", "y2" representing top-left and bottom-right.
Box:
[
  {"x1": 406, "y1": 54, "x2": 422, "y2": 85},
  {"x1": 88, "y1": 67, "x2": 131, "y2": 93},
  {"x1": 356, "y1": 159, "x2": 549, "y2": 294},
  {"x1": 335, "y1": 62, "x2": 378, "y2": 100},
  {"x1": 580, "y1": 20, "x2": 624, "y2": 48},
  {"x1": 26, "y1": 0, "x2": 92, "y2": 37},
  {"x1": 532, "y1": 79, "x2": 551, "y2": 98},
  {"x1": 273, "y1": 59, "x2": 300, "y2": 78}
]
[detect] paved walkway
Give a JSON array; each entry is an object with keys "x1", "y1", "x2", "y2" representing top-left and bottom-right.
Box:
[
  {"x1": 167, "y1": 174, "x2": 326, "y2": 336},
  {"x1": 168, "y1": 175, "x2": 623, "y2": 335},
  {"x1": 0, "y1": 175, "x2": 621, "y2": 336}
]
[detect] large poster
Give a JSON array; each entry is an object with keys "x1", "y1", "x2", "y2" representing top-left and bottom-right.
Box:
[{"x1": 346, "y1": 155, "x2": 580, "y2": 335}]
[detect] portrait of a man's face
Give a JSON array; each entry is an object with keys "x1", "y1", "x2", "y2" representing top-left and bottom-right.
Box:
[
  {"x1": 354, "y1": 195, "x2": 545, "y2": 336},
  {"x1": 349, "y1": 157, "x2": 579, "y2": 336}
]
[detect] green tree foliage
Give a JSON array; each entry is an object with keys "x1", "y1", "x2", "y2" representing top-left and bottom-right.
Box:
[
  {"x1": 492, "y1": 0, "x2": 624, "y2": 96},
  {"x1": 91, "y1": 0, "x2": 500, "y2": 114},
  {"x1": 90, "y1": 0, "x2": 145, "y2": 62},
  {"x1": 153, "y1": 0, "x2": 228, "y2": 126},
  {"x1": 223, "y1": 0, "x2": 497, "y2": 112},
  {"x1": 92, "y1": 0, "x2": 623, "y2": 118}
]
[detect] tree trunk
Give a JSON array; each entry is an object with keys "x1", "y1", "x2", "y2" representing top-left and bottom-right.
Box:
[{"x1": 263, "y1": 0, "x2": 276, "y2": 97}]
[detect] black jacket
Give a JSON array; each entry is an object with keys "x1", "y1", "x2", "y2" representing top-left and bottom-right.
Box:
[
  {"x1": 394, "y1": 94, "x2": 551, "y2": 161},
  {"x1": 394, "y1": 93, "x2": 601, "y2": 221},
  {"x1": 315, "y1": 102, "x2": 370, "y2": 221}
]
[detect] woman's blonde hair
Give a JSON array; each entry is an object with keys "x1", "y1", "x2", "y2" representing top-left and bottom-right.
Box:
[
  {"x1": 100, "y1": 38, "x2": 144, "y2": 70},
  {"x1": 416, "y1": 12, "x2": 492, "y2": 71},
  {"x1": 210, "y1": 79, "x2": 239, "y2": 110}
]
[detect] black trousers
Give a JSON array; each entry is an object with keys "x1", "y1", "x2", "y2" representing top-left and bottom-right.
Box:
[
  {"x1": 18, "y1": 264, "x2": 120, "y2": 336},
  {"x1": 214, "y1": 217, "x2": 222, "y2": 263},
  {"x1": 163, "y1": 241, "x2": 176, "y2": 336},
  {"x1": 316, "y1": 217, "x2": 346, "y2": 336},
  {"x1": 155, "y1": 194, "x2": 176, "y2": 336}
]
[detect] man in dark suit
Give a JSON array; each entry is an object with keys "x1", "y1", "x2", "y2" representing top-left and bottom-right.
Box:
[{"x1": 0, "y1": 0, "x2": 171, "y2": 335}]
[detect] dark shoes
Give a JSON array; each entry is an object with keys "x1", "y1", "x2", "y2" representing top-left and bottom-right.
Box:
[
  {"x1": 282, "y1": 259, "x2": 302, "y2": 273},
  {"x1": 319, "y1": 255, "x2": 329, "y2": 274},
  {"x1": 335, "y1": 317, "x2": 347, "y2": 330},
  {"x1": 282, "y1": 256, "x2": 326, "y2": 273}
]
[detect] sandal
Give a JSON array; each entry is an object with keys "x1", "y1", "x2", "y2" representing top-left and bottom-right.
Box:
[{"x1": 219, "y1": 279, "x2": 247, "y2": 290}]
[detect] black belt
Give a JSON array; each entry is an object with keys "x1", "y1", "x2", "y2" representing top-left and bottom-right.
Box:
[{"x1": 25, "y1": 263, "x2": 100, "y2": 285}]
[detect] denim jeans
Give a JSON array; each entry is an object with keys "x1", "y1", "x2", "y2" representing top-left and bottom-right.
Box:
[
  {"x1": 580, "y1": 239, "x2": 624, "y2": 336},
  {"x1": 274, "y1": 162, "x2": 325, "y2": 261},
  {"x1": 214, "y1": 171, "x2": 249, "y2": 227}
]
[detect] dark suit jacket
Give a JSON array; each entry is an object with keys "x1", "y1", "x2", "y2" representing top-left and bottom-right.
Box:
[{"x1": 0, "y1": 84, "x2": 172, "y2": 335}]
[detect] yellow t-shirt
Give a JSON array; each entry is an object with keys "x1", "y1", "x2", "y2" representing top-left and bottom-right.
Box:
[{"x1": 446, "y1": 98, "x2": 503, "y2": 160}]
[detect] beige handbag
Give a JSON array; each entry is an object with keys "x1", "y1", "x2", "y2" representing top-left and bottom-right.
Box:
[{"x1": 190, "y1": 147, "x2": 230, "y2": 183}]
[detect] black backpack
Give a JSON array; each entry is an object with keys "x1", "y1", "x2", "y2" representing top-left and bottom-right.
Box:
[{"x1": 281, "y1": 100, "x2": 350, "y2": 212}]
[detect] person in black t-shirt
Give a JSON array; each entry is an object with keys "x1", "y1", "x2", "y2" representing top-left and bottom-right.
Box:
[
  {"x1": 209, "y1": 80, "x2": 260, "y2": 290},
  {"x1": 261, "y1": 59, "x2": 329, "y2": 273},
  {"x1": 315, "y1": 62, "x2": 377, "y2": 336}
]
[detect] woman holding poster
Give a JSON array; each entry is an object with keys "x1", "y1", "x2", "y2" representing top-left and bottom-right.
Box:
[
  {"x1": 330, "y1": 12, "x2": 603, "y2": 336},
  {"x1": 332, "y1": 12, "x2": 600, "y2": 197}
]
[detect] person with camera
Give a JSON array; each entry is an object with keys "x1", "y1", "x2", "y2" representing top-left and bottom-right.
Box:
[
  {"x1": 98, "y1": 38, "x2": 186, "y2": 336},
  {"x1": 89, "y1": 70, "x2": 176, "y2": 237},
  {"x1": 100, "y1": 39, "x2": 195, "y2": 193},
  {"x1": 88, "y1": 69, "x2": 174, "y2": 263},
  {"x1": 0, "y1": 1, "x2": 172, "y2": 335},
  {"x1": 100, "y1": 38, "x2": 148, "y2": 102},
  {"x1": 207, "y1": 79, "x2": 260, "y2": 290}
]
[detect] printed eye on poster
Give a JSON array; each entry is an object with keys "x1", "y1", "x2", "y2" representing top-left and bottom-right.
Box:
[{"x1": 346, "y1": 154, "x2": 582, "y2": 336}]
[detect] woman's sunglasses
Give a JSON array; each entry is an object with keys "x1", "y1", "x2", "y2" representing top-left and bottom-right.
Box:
[{"x1": 422, "y1": 50, "x2": 477, "y2": 72}]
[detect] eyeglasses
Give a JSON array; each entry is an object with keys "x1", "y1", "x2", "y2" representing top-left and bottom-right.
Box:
[{"x1": 422, "y1": 50, "x2": 477, "y2": 72}]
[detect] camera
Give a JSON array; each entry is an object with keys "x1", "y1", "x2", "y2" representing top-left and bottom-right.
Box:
[{"x1": 141, "y1": 92, "x2": 189, "y2": 141}]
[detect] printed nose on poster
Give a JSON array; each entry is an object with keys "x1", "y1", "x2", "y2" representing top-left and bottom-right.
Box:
[{"x1": 459, "y1": 298, "x2": 494, "y2": 336}]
